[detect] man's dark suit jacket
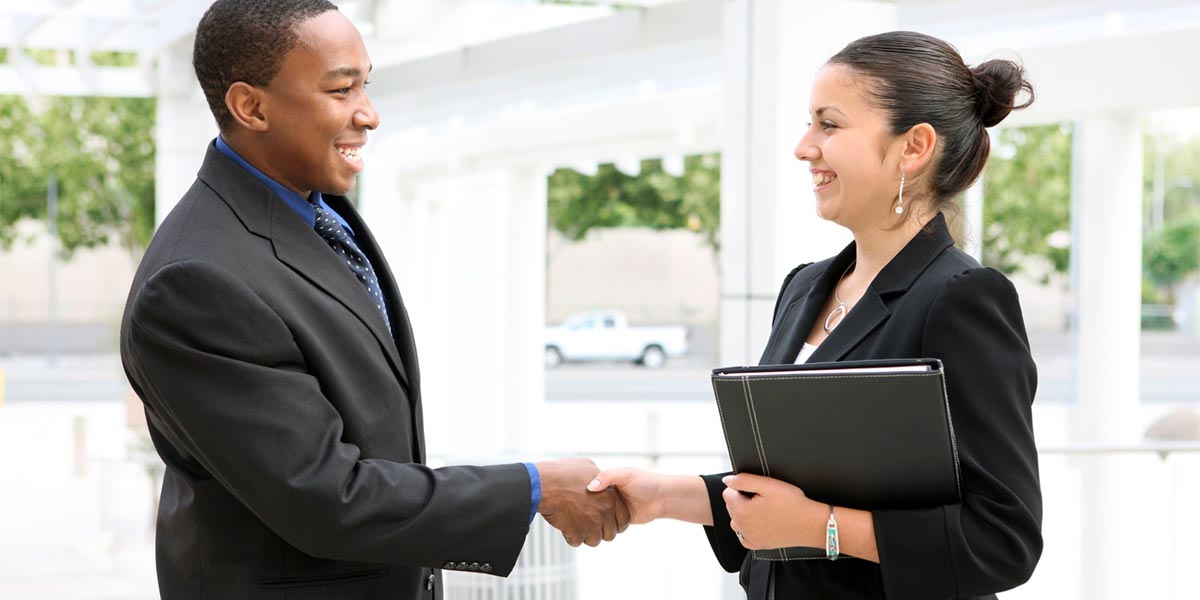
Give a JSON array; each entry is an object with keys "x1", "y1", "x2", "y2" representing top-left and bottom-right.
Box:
[
  {"x1": 701, "y1": 213, "x2": 1042, "y2": 600},
  {"x1": 120, "y1": 144, "x2": 531, "y2": 599}
]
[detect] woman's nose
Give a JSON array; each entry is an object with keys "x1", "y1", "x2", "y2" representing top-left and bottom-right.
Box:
[{"x1": 794, "y1": 128, "x2": 819, "y2": 162}]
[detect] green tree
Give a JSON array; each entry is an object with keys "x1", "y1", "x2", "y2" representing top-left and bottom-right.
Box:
[
  {"x1": 0, "y1": 96, "x2": 42, "y2": 246},
  {"x1": 1142, "y1": 129, "x2": 1200, "y2": 308},
  {"x1": 1145, "y1": 132, "x2": 1200, "y2": 228},
  {"x1": 0, "y1": 94, "x2": 156, "y2": 258},
  {"x1": 1143, "y1": 213, "x2": 1200, "y2": 303},
  {"x1": 547, "y1": 154, "x2": 720, "y2": 250},
  {"x1": 980, "y1": 123, "x2": 1073, "y2": 279}
]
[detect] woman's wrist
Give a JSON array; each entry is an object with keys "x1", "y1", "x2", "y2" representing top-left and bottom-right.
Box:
[
  {"x1": 655, "y1": 475, "x2": 712, "y2": 525},
  {"x1": 796, "y1": 499, "x2": 832, "y2": 548}
]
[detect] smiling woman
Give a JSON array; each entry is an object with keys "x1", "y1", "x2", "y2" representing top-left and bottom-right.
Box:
[
  {"x1": 823, "y1": 31, "x2": 1034, "y2": 212},
  {"x1": 590, "y1": 30, "x2": 1043, "y2": 600}
]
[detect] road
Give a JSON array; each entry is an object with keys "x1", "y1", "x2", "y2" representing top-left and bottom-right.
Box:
[
  {"x1": 2, "y1": 333, "x2": 1197, "y2": 407},
  {"x1": 544, "y1": 332, "x2": 1200, "y2": 405}
]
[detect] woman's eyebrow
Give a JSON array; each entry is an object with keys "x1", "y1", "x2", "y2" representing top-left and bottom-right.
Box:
[{"x1": 814, "y1": 106, "x2": 848, "y2": 119}]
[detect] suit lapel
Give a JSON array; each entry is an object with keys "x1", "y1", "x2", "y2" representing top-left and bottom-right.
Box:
[
  {"x1": 806, "y1": 288, "x2": 889, "y2": 363},
  {"x1": 196, "y1": 144, "x2": 411, "y2": 391},
  {"x1": 324, "y1": 195, "x2": 426, "y2": 461},
  {"x1": 760, "y1": 245, "x2": 854, "y2": 365},
  {"x1": 269, "y1": 201, "x2": 411, "y2": 390},
  {"x1": 770, "y1": 213, "x2": 957, "y2": 364}
]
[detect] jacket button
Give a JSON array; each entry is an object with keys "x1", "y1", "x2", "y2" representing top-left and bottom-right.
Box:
[
  {"x1": 468, "y1": 562, "x2": 480, "y2": 571},
  {"x1": 443, "y1": 561, "x2": 456, "y2": 569},
  {"x1": 457, "y1": 562, "x2": 469, "y2": 570},
  {"x1": 480, "y1": 563, "x2": 493, "y2": 573},
  {"x1": 426, "y1": 573, "x2": 435, "y2": 590}
]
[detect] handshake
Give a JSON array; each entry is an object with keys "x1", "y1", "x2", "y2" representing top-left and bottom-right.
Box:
[
  {"x1": 534, "y1": 458, "x2": 709, "y2": 547},
  {"x1": 534, "y1": 457, "x2": 630, "y2": 547}
]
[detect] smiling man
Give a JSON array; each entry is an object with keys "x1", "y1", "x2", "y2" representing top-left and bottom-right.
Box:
[{"x1": 119, "y1": 1, "x2": 627, "y2": 598}]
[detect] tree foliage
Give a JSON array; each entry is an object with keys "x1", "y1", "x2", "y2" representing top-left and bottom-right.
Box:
[
  {"x1": 547, "y1": 154, "x2": 721, "y2": 250},
  {"x1": 1143, "y1": 213, "x2": 1200, "y2": 299},
  {"x1": 980, "y1": 121, "x2": 1200, "y2": 304},
  {"x1": 1145, "y1": 138, "x2": 1200, "y2": 219},
  {"x1": 1141, "y1": 129, "x2": 1200, "y2": 304},
  {"x1": 0, "y1": 94, "x2": 156, "y2": 258},
  {"x1": 981, "y1": 123, "x2": 1073, "y2": 279}
]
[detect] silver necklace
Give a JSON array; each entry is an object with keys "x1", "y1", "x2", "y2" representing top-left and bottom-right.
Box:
[{"x1": 823, "y1": 261, "x2": 856, "y2": 333}]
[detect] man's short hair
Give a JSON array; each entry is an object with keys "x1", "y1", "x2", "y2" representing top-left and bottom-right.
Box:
[{"x1": 193, "y1": 0, "x2": 339, "y2": 131}]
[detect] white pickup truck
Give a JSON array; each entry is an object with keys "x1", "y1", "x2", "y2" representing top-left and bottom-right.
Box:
[{"x1": 544, "y1": 311, "x2": 689, "y2": 368}]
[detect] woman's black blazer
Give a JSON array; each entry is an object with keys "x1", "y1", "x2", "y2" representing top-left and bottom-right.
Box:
[{"x1": 702, "y1": 213, "x2": 1042, "y2": 600}]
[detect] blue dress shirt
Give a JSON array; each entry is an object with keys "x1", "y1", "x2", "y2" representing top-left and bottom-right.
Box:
[{"x1": 213, "y1": 136, "x2": 541, "y2": 524}]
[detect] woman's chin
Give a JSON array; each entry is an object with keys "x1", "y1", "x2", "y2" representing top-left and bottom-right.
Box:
[{"x1": 813, "y1": 202, "x2": 838, "y2": 223}]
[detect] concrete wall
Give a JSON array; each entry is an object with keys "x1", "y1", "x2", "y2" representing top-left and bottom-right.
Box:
[
  {"x1": 546, "y1": 227, "x2": 719, "y2": 326},
  {"x1": 0, "y1": 220, "x2": 136, "y2": 355}
]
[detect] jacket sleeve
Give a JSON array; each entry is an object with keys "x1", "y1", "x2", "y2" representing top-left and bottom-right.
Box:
[
  {"x1": 701, "y1": 262, "x2": 813, "y2": 572},
  {"x1": 701, "y1": 261, "x2": 817, "y2": 572},
  {"x1": 123, "y1": 259, "x2": 532, "y2": 575},
  {"x1": 700, "y1": 472, "x2": 744, "y2": 572},
  {"x1": 772, "y1": 262, "x2": 813, "y2": 326},
  {"x1": 873, "y1": 268, "x2": 1043, "y2": 598}
]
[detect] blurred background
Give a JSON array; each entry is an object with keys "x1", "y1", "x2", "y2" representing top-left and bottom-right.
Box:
[{"x1": 2, "y1": 0, "x2": 1199, "y2": 598}]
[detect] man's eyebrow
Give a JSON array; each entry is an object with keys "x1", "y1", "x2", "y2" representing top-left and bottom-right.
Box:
[{"x1": 321, "y1": 65, "x2": 373, "y2": 80}]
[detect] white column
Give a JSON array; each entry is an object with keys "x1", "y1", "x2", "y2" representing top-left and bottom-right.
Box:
[
  {"x1": 500, "y1": 166, "x2": 549, "y2": 455},
  {"x1": 363, "y1": 165, "x2": 546, "y2": 464},
  {"x1": 1073, "y1": 114, "x2": 1143, "y2": 600},
  {"x1": 963, "y1": 172, "x2": 985, "y2": 263},
  {"x1": 719, "y1": 0, "x2": 896, "y2": 366},
  {"x1": 154, "y1": 36, "x2": 216, "y2": 224},
  {"x1": 971, "y1": 128, "x2": 1003, "y2": 262}
]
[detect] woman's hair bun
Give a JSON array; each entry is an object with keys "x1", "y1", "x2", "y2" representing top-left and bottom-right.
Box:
[{"x1": 970, "y1": 59, "x2": 1034, "y2": 128}]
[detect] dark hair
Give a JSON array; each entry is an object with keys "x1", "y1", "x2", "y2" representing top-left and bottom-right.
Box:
[
  {"x1": 827, "y1": 31, "x2": 1034, "y2": 208},
  {"x1": 193, "y1": 0, "x2": 339, "y2": 130}
]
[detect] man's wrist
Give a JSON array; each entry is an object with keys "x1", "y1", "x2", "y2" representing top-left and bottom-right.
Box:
[{"x1": 523, "y1": 462, "x2": 541, "y2": 524}]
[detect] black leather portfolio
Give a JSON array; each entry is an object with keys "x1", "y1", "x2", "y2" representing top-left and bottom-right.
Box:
[{"x1": 711, "y1": 358, "x2": 961, "y2": 561}]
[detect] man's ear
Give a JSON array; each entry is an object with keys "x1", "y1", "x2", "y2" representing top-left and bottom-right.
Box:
[
  {"x1": 225, "y1": 82, "x2": 269, "y2": 133},
  {"x1": 900, "y1": 123, "x2": 937, "y2": 173}
]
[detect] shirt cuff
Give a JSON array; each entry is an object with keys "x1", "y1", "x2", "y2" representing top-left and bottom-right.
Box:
[{"x1": 524, "y1": 462, "x2": 541, "y2": 525}]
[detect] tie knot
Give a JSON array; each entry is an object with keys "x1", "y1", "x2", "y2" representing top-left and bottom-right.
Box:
[{"x1": 313, "y1": 206, "x2": 347, "y2": 241}]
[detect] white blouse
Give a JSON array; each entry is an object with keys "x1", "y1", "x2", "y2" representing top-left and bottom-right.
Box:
[{"x1": 794, "y1": 342, "x2": 818, "y2": 364}]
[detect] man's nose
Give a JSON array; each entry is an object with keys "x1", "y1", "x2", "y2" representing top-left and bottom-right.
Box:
[{"x1": 356, "y1": 95, "x2": 380, "y2": 130}]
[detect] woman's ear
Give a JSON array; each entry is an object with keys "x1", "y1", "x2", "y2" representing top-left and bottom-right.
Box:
[
  {"x1": 900, "y1": 123, "x2": 937, "y2": 173},
  {"x1": 225, "y1": 82, "x2": 270, "y2": 133}
]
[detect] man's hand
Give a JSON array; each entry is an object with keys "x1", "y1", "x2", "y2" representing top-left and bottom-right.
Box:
[{"x1": 535, "y1": 457, "x2": 631, "y2": 547}]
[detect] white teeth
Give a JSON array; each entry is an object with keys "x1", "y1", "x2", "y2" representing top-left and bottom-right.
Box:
[
  {"x1": 811, "y1": 173, "x2": 835, "y2": 186},
  {"x1": 337, "y1": 146, "x2": 361, "y2": 160}
]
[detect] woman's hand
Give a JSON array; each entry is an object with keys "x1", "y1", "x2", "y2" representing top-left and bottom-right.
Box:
[
  {"x1": 589, "y1": 468, "x2": 713, "y2": 525},
  {"x1": 722, "y1": 473, "x2": 825, "y2": 550}
]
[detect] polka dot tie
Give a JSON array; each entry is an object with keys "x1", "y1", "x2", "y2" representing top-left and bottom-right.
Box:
[{"x1": 312, "y1": 203, "x2": 391, "y2": 333}]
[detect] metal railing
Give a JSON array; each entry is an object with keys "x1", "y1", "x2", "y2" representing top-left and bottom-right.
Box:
[
  {"x1": 438, "y1": 443, "x2": 1200, "y2": 600},
  {"x1": 75, "y1": 442, "x2": 1200, "y2": 600}
]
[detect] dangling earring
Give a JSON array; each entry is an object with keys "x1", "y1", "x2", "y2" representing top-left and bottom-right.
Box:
[{"x1": 895, "y1": 166, "x2": 906, "y2": 215}]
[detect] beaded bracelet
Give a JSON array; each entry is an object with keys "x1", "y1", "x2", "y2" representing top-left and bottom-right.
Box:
[{"x1": 826, "y1": 505, "x2": 840, "y2": 561}]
